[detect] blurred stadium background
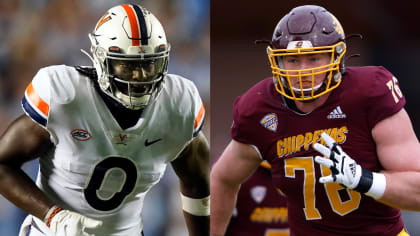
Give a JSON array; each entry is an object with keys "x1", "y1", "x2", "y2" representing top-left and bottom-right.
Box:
[
  {"x1": 2, "y1": 0, "x2": 420, "y2": 235},
  {"x1": 0, "y1": 0, "x2": 209, "y2": 235},
  {"x1": 211, "y1": 0, "x2": 420, "y2": 235}
]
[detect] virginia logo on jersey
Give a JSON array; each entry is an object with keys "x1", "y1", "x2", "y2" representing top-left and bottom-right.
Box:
[
  {"x1": 327, "y1": 106, "x2": 347, "y2": 119},
  {"x1": 250, "y1": 186, "x2": 267, "y2": 204},
  {"x1": 260, "y1": 113, "x2": 278, "y2": 132},
  {"x1": 117, "y1": 134, "x2": 128, "y2": 145},
  {"x1": 71, "y1": 129, "x2": 92, "y2": 141}
]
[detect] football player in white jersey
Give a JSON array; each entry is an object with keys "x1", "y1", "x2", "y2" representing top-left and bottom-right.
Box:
[{"x1": 0, "y1": 4, "x2": 209, "y2": 236}]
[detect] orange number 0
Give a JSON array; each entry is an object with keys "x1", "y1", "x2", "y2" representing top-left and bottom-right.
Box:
[{"x1": 285, "y1": 157, "x2": 361, "y2": 220}]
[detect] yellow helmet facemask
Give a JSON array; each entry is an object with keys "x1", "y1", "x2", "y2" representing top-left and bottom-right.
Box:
[{"x1": 267, "y1": 41, "x2": 346, "y2": 101}]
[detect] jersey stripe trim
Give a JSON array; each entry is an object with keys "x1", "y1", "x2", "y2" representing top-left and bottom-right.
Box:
[
  {"x1": 22, "y1": 96, "x2": 47, "y2": 126},
  {"x1": 260, "y1": 161, "x2": 272, "y2": 169},
  {"x1": 121, "y1": 4, "x2": 140, "y2": 46},
  {"x1": 132, "y1": 5, "x2": 148, "y2": 45},
  {"x1": 193, "y1": 117, "x2": 204, "y2": 137},
  {"x1": 26, "y1": 82, "x2": 49, "y2": 116},
  {"x1": 193, "y1": 103, "x2": 205, "y2": 137},
  {"x1": 250, "y1": 145, "x2": 263, "y2": 160},
  {"x1": 25, "y1": 225, "x2": 31, "y2": 236},
  {"x1": 194, "y1": 103, "x2": 205, "y2": 129}
]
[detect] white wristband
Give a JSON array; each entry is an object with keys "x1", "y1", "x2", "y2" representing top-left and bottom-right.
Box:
[
  {"x1": 180, "y1": 194, "x2": 210, "y2": 216},
  {"x1": 365, "y1": 172, "x2": 386, "y2": 199}
]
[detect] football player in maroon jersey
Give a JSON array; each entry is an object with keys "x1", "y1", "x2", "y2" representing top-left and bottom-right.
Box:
[
  {"x1": 211, "y1": 5, "x2": 418, "y2": 236},
  {"x1": 225, "y1": 161, "x2": 289, "y2": 236}
]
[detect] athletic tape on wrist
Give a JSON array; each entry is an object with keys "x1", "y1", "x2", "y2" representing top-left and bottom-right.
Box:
[
  {"x1": 365, "y1": 172, "x2": 386, "y2": 199},
  {"x1": 180, "y1": 194, "x2": 210, "y2": 216},
  {"x1": 354, "y1": 168, "x2": 373, "y2": 193},
  {"x1": 44, "y1": 205, "x2": 63, "y2": 227}
]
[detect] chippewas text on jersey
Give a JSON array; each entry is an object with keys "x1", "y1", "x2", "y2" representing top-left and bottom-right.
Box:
[
  {"x1": 250, "y1": 206, "x2": 288, "y2": 224},
  {"x1": 277, "y1": 126, "x2": 348, "y2": 158}
]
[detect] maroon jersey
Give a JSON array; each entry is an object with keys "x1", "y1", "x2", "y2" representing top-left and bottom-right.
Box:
[
  {"x1": 231, "y1": 66, "x2": 406, "y2": 236},
  {"x1": 226, "y1": 164, "x2": 289, "y2": 236}
]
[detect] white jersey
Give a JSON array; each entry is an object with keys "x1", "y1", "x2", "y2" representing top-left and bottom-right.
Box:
[{"x1": 21, "y1": 65, "x2": 205, "y2": 235}]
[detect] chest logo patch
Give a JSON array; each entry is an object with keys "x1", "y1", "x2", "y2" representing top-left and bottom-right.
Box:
[
  {"x1": 260, "y1": 113, "x2": 278, "y2": 132},
  {"x1": 250, "y1": 185, "x2": 267, "y2": 204},
  {"x1": 70, "y1": 129, "x2": 92, "y2": 141},
  {"x1": 327, "y1": 106, "x2": 347, "y2": 119},
  {"x1": 145, "y1": 138, "x2": 162, "y2": 147},
  {"x1": 115, "y1": 134, "x2": 128, "y2": 145}
]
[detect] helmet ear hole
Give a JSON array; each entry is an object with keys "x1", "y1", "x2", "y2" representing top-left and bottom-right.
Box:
[
  {"x1": 335, "y1": 44, "x2": 344, "y2": 54},
  {"x1": 95, "y1": 47, "x2": 106, "y2": 62},
  {"x1": 333, "y1": 72, "x2": 341, "y2": 82},
  {"x1": 273, "y1": 77, "x2": 279, "y2": 86}
]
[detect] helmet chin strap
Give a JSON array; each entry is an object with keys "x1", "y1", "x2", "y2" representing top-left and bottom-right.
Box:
[
  {"x1": 291, "y1": 81, "x2": 323, "y2": 93},
  {"x1": 287, "y1": 77, "x2": 328, "y2": 103},
  {"x1": 114, "y1": 89, "x2": 151, "y2": 110}
]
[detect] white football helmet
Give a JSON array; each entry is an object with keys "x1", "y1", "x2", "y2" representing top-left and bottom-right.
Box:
[{"x1": 85, "y1": 4, "x2": 170, "y2": 110}]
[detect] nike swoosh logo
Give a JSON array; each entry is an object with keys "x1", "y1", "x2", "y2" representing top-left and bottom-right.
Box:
[{"x1": 144, "y1": 138, "x2": 162, "y2": 146}]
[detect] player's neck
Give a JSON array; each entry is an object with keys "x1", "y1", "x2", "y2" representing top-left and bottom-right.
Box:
[
  {"x1": 95, "y1": 86, "x2": 143, "y2": 130},
  {"x1": 294, "y1": 93, "x2": 331, "y2": 113}
]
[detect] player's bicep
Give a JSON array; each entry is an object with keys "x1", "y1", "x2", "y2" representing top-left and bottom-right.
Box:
[
  {"x1": 171, "y1": 132, "x2": 209, "y2": 197},
  {"x1": 372, "y1": 108, "x2": 420, "y2": 171},
  {"x1": 211, "y1": 139, "x2": 262, "y2": 188},
  {"x1": 0, "y1": 115, "x2": 52, "y2": 166}
]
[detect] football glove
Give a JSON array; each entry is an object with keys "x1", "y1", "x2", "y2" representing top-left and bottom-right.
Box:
[
  {"x1": 313, "y1": 132, "x2": 386, "y2": 199},
  {"x1": 45, "y1": 206, "x2": 103, "y2": 236}
]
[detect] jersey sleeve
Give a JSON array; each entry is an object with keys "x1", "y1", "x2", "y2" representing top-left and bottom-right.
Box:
[
  {"x1": 231, "y1": 96, "x2": 247, "y2": 143},
  {"x1": 230, "y1": 95, "x2": 263, "y2": 158},
  {"x1": 193, "y1": 101, "x2": 205, "y2": 137},
  {"x1": 22, "y1": 68, "x2": 51, "y2": 127},
  {"x1": 366, "y1": 66, "x2": 406, "y2": 130},
  {"x1": 190, "y1": 83, "x2": 205, "y2": 137}
]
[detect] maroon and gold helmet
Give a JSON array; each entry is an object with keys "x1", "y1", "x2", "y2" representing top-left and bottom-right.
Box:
[{"x1": 267, "y1": 5, "x2": 346, "y2": 101}]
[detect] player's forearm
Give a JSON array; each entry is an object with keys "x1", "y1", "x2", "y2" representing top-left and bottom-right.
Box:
[
  {"x1": 210, "y1": 174, "x2": 240, "y2": 236},
  {"x1": 378, "y1": 171, "x2": 420, "y2": 211},
  {"x1": 183, "y1": 212, "x2": 209, "y2": 236},
  {"x1": 180, "y1": 177, "x2": 210, "y2": 236},
  {"x1": 0, "y1": 164, "x2": 54, "y2": 220}
]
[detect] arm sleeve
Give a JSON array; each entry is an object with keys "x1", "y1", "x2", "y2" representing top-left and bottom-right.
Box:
[
  {"x1": 22, "y1": 68, "x2": 51, "y2": 127},
  {"x1": 230, "y1": 95, "x2": 258, "y2": 145},
  {"x1": 366, "y1": 66, "x2": 406, "y2": 130},
  {"x1": 230, "y1": 96, "x2": 263, "y2": 159},
  {"x1": 230, "y1": 96, "x2": 248, "y2": 143},
  {"x1": 189, "y1": 81, "x2": 205, "y2": 137}
]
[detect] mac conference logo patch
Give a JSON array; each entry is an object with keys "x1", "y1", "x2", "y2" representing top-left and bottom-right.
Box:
[
  {"x1": 250, "y1": 185, "x2": 267, "y2": 204},
  {"x1": 260, "y1": 113, "x2": 278, "y2": 132}
]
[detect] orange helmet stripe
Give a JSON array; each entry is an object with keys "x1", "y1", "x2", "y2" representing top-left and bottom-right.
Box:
[
  {"x1": 121, "y1": 4, "x2": 140, "y2": 46},
  {"x1": 26, "y1": 82, "x2": 49, "y2": 116}
]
